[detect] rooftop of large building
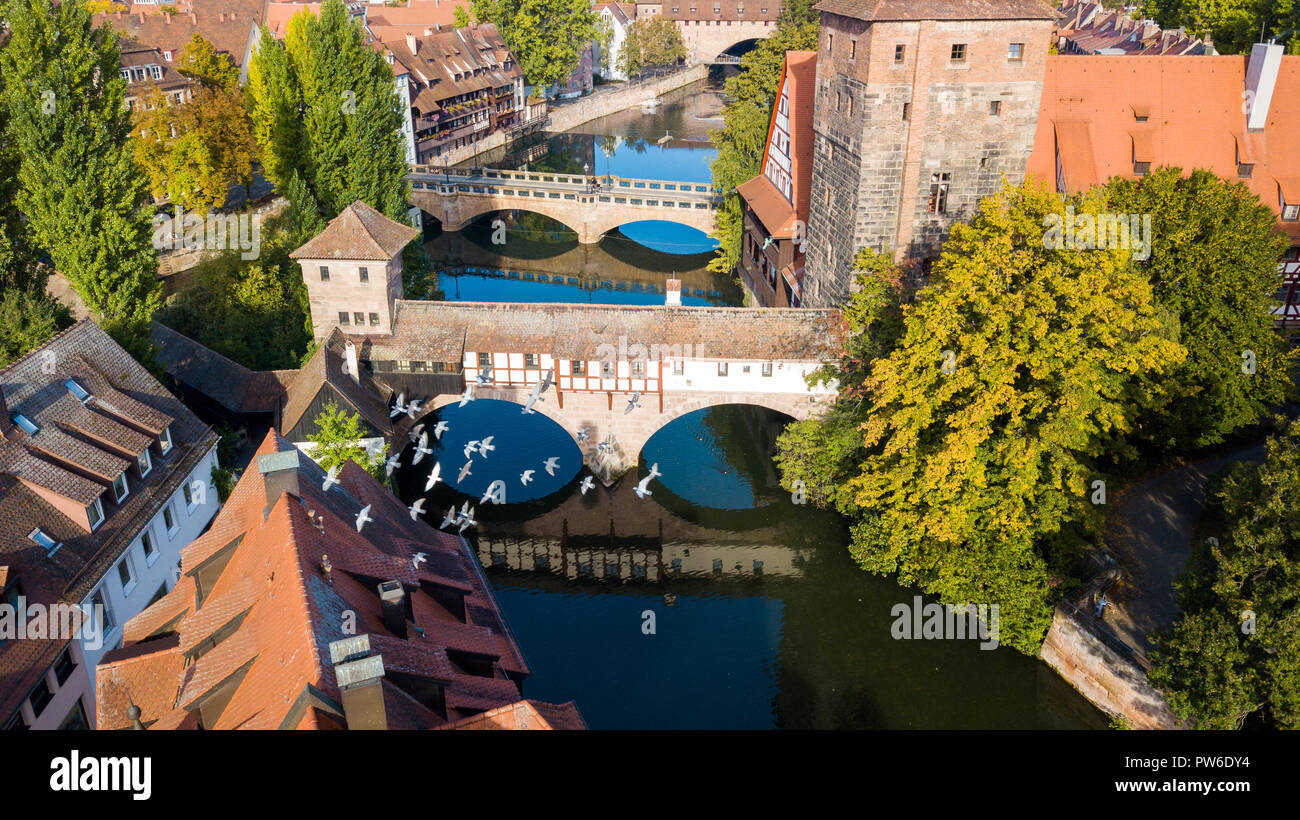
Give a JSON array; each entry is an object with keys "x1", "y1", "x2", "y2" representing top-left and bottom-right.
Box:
[
  {"x1": 290, "y1": 200, "x2": 421, "y2": 261},
  {"x1": 0, "y1": 320, "x2": 216, "y2": 723},
  {"x1": 1054, "y1": 0, "x2": 1215, "y2": 56},
  {"x1": 94, "y1": 429, "x2": 580, "y2": 729},
  {"x1": 381, "y1": 23, "x2": 521, "y2": 115},
  {"x1": 814, "y1": 0, "x2": 1058, "y2": 22},
  {"x1": 737, "y1": 50, "x2": 817, "y2": 240},
  {"x1": 95, "y1": 0, "x2": 264, "y2": 67}
]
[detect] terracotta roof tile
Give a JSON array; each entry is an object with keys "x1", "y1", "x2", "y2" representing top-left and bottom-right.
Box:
[
  {"x1": 289, "y1": 200, "x2": 419, "y2": 261},
  {"x1": 815, "y1": 0, "x2": 1057, "y2": 20}
]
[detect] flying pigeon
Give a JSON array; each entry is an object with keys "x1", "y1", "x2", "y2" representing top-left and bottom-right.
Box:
[
  {"x1": 424, "y1": 461, "x2": 442, "y2": 491},
  {"x1": 457, "y1": 460, "x2": 473, "y2": 483},
  {"x1": 408, "y1": 423, "x2": 425, "y2": 443},
  {"x1": 520, "y1": 469, "x2": 535, "y2": 486},
  {"x1": 433, "y1": 420, "x2": 450, "y2": 440},
  {"x1": 478, "y1": 436, "x2": 495, "y2": 457},
  {"x1": 625, "y1": 392, "x2": 641, "y2": 414},
  {"x1": 539, "y1": 369, "x2": 554, "y2": 394},
  {"x1": 476, "y1": 363, "x2": 493, "y2": 385},
  {"x1": 459, "y1": 500, "x2": 472, "y2": 519},
  {"x1": 634, "y1": 462, "x2": 663, "y2": 500},
  {"x1": 412, "y1": 432, "x2": 432, "y2": 465},
  {"x1": 457, "y1": 507, "x2": 477, "y2": 534},
  {"x1": 384, "y1": 452, "x2": 402, "y2": 478},
  {"x1": 439, "y1": 505, "x2": 458, "y2": 530},
  {"x1": 579, "y1": 475, "x2": 595, "y2": 495},
  {"x1": 576, "y1": 427, "x2": 590, "y2": 443},
  {"x1": 409, "y1": 498, "x2": 427, "y2": 521},
  {"x1": 355, "y1": 504, "x2": 374, "y2": 532},
  {"x1": 406, "y1": 399, "x2": 422, "y2": 418},
  {"x1": 389, "y1": 392, "x2": 407, "y2": 418},
  {"x1": 459, "y1": 383, "x2": 476, "y2": 407},
  {"x1": 464, "y1": 440, "x2": 480, "y2": 460},
  {"x1": 412, "y1": 551, "x2": 428, "y2": 570},
  {"x1": 543, "y1": 456, "x2": 560, "y2": 476},
  {"x1": 521, "y1": 393, "x2": 543, "y2": 414},
  {"x1": 322, "y1": 465, "x2": 340, "y2": 493}
]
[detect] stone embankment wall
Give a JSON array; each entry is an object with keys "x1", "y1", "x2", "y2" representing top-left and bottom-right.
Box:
[{"x1": 436, "y1": 65, "x2": 708, "y2": 167}]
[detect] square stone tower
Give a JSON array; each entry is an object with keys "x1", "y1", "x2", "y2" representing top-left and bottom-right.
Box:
[
  {"x1": 802, "y1": 0, "x2": 1057, "y2": 307},
  {"x1": 291, "y1": 201, "x2": 420, "y2": 341}
]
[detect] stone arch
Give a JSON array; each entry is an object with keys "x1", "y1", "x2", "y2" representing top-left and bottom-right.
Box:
[{"x1": 452, "y1": 201, "x2": 584, "y2": 238}]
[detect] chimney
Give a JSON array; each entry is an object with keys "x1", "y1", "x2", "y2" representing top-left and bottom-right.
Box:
[
  {"x1": 343, "y1": 339, "x2": 360, "y2": 384},
  {"x1": 406, "y1": 33, "x2": 418, "y2": 55},
  {"x1": 165, "y1": 13, "x2": 170, "y2": 25},
  {"x1": 1245, "y1": 42, "x2": 1283, "y2": 130},
  {"x1": 377, "y1": 580, "x2": 408, "y2": 639},
  {"x1": 138, "y1": 12, "x2": 145, "y2": 23},
  {"x1": 218, "y1": 12, "x2": 225, "y2": 23},
  {"x1": 0, "y1": 388, "x2": 12, "y2": 439},
  {"x1": 329, "y1": 635, "x2": 388, "y2": 730},
  {"x1": 256, "y1": 450, "x2": 301, "y2": 521},
  {"x1": 665, "y1": 277, "x2": 682, "y2": 306}
]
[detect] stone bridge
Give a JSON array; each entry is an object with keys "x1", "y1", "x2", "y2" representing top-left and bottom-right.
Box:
[{"x1": 409, "y1": 166, "x2": 720, "y2": 243}]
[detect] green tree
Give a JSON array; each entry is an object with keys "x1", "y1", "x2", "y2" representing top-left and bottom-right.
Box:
[
  {"x1": 0, "y1": 285, "x2": 72, "y2": 368},
  {"x1": 176, "y1": 32, "x2": 239, "y2": 92},
  {"x1": 708, "y1": 17, "x2": 819, "y2": 276},
  {"x1": 1105, "y1": 167, "x2": 1296, "y2": 450},
  {"x1": 0, "y1": 0, "x2": 161, "y2": 329},
  {"x1": 308, "y1": 399, "x2": 389, "y2": 482},
  {"x1": 616, "y1": 16, "x2": 686, "y2": 77},
  {"x1": 453, "y1": 6, "x2": 473, "y2": 28},
  {"x1": 247, "y1": 0, "x2": 410, "y2": 222},
  {"x1": 1149, "y1": 418, "x2": 1300, "y2": 729},
  {"x1": 471, "y1": 0, "x2": 598, "y2": 92},
  {"x1": 1141, "y1": 0, "x2": 1299, "y2": 53}
]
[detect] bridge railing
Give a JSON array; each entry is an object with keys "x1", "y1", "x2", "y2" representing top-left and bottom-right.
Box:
[{"x1": 408, "y1": 166, "x2": 722, "y2": 206}]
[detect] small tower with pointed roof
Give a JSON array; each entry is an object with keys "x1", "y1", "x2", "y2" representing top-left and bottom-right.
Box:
[{"x1": 291, "y1": 201, "x2": 420, "y2": 342}]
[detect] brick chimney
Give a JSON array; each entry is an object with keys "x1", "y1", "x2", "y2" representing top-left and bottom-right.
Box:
[
  {"x1": 1245, "y1": 42, "x2": 1283, "y2": 130},
  {"x1": 329, "y1": 635, "x2": 388, "y2": 730},
  {"x1": 256, "y1": 449, "x2": 301, "y2": 521},
  {"x1": 343, "y1": 339, "x2": 360, "y2": 384},
  {"x1": 378, "y1": 580, "x2": 408, "y2": 639},
  {"x1": 406, "y1": 33, "x2": 418, "y2": 55}
]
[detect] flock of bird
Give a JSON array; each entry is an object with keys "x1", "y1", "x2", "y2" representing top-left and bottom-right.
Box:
[{"x1": 352, "y1": 372, "x2": 665, "y2": 539}]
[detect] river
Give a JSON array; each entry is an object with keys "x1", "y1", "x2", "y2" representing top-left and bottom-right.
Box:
[{"x1": 404, "y1": 78, "x2": 1108, "y2": 729}]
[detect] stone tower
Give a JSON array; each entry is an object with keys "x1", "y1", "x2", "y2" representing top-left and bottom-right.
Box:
[
  {"x1": 291, "y1": 201, "x2": 421, "y2": 342},
  {"x1": 802, "y1": 0, "x2": 1057, "y2": 307}
]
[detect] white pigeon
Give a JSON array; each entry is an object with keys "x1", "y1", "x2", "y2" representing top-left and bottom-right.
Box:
[
  {"x1": 539, "y1": 369, "x2": 554, "y2": 394},
  {"x1": 459, "y1": 383, "x2": 476, "y2": 407},
  {"x1": 408, "y1": 498, "x2": 427, "y2": 521},
  {"x1": 521, "y1": 393, "x2": 543, "y2": 414},
  {"x1": 322, "y1": 465, "x2": 340, "y2": 493},
  {"x1": 464, "y1": 440, "x2": 480, "y2": 460},
  {"x1": 433, "y1": 420, "x2": 450, "y2": 440},
  {"x1": 478, "y1": 435, "x2": 495, "y2": 457},
  {"x1": 412, "y1": 552, "x2": 427, "y2": 570},
  {"x1": 634, "y1": 462, "x2": 662, "y2": 500},
  {"x1": 576, "y1": 427, "x2": 590, "y2": 442},
  {"x1": 412, "y1": 431, "x2": 432, "y2": 465},
  {"x1": 625, "y1": 392, "x2": 641, "y2": 414},
  {"x1": 543, "y1": 456, "x2": 560, "y2": 476},
  {"x1": 406, "y1": 399, "x2": 422, "y2": 418},
  {"x1": 520, "y1": 469, "x2": 535, "y2": 486},
  {"x1": 457, "y1": 508, "x2": 477, "y2": 534},
  {"x1": 439, "y1": 505, "x2": 458, "y2": 530},
  {"x1": 457, "y1": 460, "x2": 473, "y2": 483},
  {"x1": 424, "y1": 461, "x2": 442, "y2": 491},
  {"x1": 459, "y1": 500, "x2": 472, "y2": 518},
  {"x1": 408, "y1": 422, "x2": 425, "y2": 443},
  {"x1": 389, "y1": 392, "x2": 407, "y2": 419},
  {"x1": 476, "y1": 364, "x2": 493, "y2": 385},
  {"x1": 579, "y1": 475, "x2": 595, "y2": 495},
  {"x1": 355, "y1": 504, "x2": 373, "y2": 532},
  {"x1": 384, "y1": 452, "x2": 402, "y2": 477}
]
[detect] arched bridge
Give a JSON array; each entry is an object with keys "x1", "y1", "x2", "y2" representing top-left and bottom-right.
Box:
[
  {"x1": 349, "y1": 301, "x2": 842, "y2": 479},
  {"x1": 409, "y1": 166, "x2": 721, "y2": 243}
]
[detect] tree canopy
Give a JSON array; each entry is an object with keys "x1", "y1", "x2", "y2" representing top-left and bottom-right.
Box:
[
  {"x1": 470, "y1": 0, "x2": 599, "y2": 92},
  {"x1": 616, "y1": 16, "x2": 686, "y2": 77},
  {"x1": 308, "y1": 399, "x2": 389, "y2": 483},
  {"x1": 1141, "y1": 0, "x2": 1300, "y2": 54}
]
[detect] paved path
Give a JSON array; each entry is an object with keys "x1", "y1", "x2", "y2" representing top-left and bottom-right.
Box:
[{"x1": 1100, "y1": 442, "x2": 1266, "y2": 654}]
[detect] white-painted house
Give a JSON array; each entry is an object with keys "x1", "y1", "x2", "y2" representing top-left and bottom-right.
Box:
[{"x1": 594, "y1": 3, "x2": 636, "y2": 82}]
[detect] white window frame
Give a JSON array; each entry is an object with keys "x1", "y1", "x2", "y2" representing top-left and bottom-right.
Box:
[
  {"x1": 182, "y1": 480, "x2": 195, "y2": 510},
  {"x1": 138, "y1": 448, "x2": 152, "y2": 478},
  {"x1": 117, "y1": 553, "x2": 137, "y2": 596},
  {"x1": 29, "y1": 528, "x2": 59, "y2": 552},
  {"x1": 141, "y1": 527, "x2": 159, "y2": 566},
  {"x1": 159, "y1": 425, "x2": 173, "y2": 454},
  {"x1": 112, "y1": 472, "x2": 129, "y2": 503},
  {"x1": 718, "y1": 362, "x2": 729, "y2": 377},
  {"x1": 1283, "y1": 203, "x2": 1300, "y2": 222},
  {"x1": 762, "y1": 362, "x2": 773, "y2": 377},
  {"x1": 162, "y1": 502, "x2": 179, "y2": 537},
  {"x1": 90, "y1": 587, "x2": 115, "y2": 634},
  {"x1": 87, "y1": 497, "x2": 105, "y2": 531}
]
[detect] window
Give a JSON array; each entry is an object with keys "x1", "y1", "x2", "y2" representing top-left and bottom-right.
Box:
[
  {"x1": 894, "y1": 44, "x2": 905, "y2": 63},
  {"x1": 137, "y1": 448, "x2": 152, "y2": 478},
  {"x1": 902, "y1": 102, "x2": 911, "y2": 122},
  {"x1": 630, "y1": 360, "x2": 645, "y2": 378},
  {"x1": 847, "y1": 94, "x2": 853, "y2": 116},
  {"x1": 762, "y1": 362, "x2": 773, "y2": 377},
  {"x1": 1134, "y1": 161, "x2": 1151, "y2": 176},
  {"x1": 319, "y1": 266, "x2": 329, "y2": 281},
  {"x1": 64, "y1": 379, "x2": 91, "y2": 403},
  {"x1": 673, "y1": 360, "x2": 684, "y2": 376},
  {"x1": 1008, "y1": 43, "x2": 1023, "y2": 60},
  {"x1": 117, "y1": 555, "x2": 136, "y2": 593},
  {"x1": 141, "y1": 529, "x2": 158, "y2": 563},
  {"x1": 53, "y1": 648, "x2": 76, "y2": 686},
  {"x1": 29, "y1": 678, "x2": 53, "y2": 718},
  {"x1": 57, "y1": 700, "x2": 89, "y2": 731},
  {"x1": 359, "y1": 266, "x2": 369, "y2": 282},
  {"x1": 950, "y1": 44, "x2": 966, "y2": 61},
  {"x1": 1238, "y1": 163, "x2": 1254, "y2": 178},
  {"x1": 87, "y1": 497, "x2": 105, "y2": 531},
  {"x1": 928, "y1": 173, "x2": 950, "y2": 214},
  {"x1": 850, "y1": 40, "x2": 856, "y2": 60},
  {"x1": 339, "y1": 312, "x2": 350, "y2": 325},
  {"x1": 989, "y1": 100, "x2": 1001, "y2": 116},
  {"x1": 149, "y1": 65, "x2": 162, "y2": 80},
  {"x1": 159, "y1": 425, "x2": 172, "y2": 454},
  {"x1": 29, "y1": 528, "x2": 59, "y2": 553},
  {"x1": 600, "y1": 360, "x2": 615, "y2": 379},
  {"x1": 712, "y1": 558, "x2": 723, "y2": 574},
  {"x1": 11, "y1": 414, "x2": 38, "y2": 435},
  {"x1": 369, "y1": 313, "x2": 380, "y2": 326},
  {"x1": 836, "y1": 92, "x2": 842, "y2": 112},
  {"x1": 1283, "y1": 203, "x2": 1300, "y2": 221},
  {"x1": 572, "y1": 360, "x2": 587, "y2": 376},
  {"x1": 112, "y1": 473, "x2": 128, "y2": 503},
  {"x1": 162, "y1": 502, "x2": 178, "y2": 536},
  {"x1": 354, "y1": 312, "x2": 365, "y2": 325},
  {"x1": 478, "y1": 352, "x2": 491, "y2": 368},
  {"x1": 826, "y1": 33, "x2": 833, "y2": 53},
  {"x1": 182, "y1": 481, "x2": 195, "y2": 509},
  {"x1": 718, "y1": 362, "x2": 728, "y2": 377},
  {"x1": 91, "y1": 588, "x2": 115, "y2": 633},
  {"x1": 524, "y1": 353, "x2": 539, "y2": 368}
]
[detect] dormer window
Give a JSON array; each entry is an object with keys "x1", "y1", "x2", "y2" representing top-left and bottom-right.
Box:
[
  {"x1": 163, "y1": 50, "x2": 173, "y2": 62},
  {"x1": 159, "y1": 425, "x2": 173, "y2": 454},
  {"x1": 149, "y1": 65, "x2": 162, "y2": 81},
  {"x1": 87, "y1": 497, "x2": 105, "y2": 531},
  {"x1": 1284, "y1": 203, "x2": 1300, "y2": 222},
  {"x1": 138, "y1": 448, "x2": 152, "y2": 478},
  {"x1": 11, "y1": 414, "x2": 38, "y2": 435},
  {"x1": 29, "y1": 528, "x2": 61, "y2": 555},
  {"x1": 65, "y1": 379, "x2": 92, "y2": 403},
  {"x1": 112, "y1": 472, "x2": 129, "y2": 503},
  {"x1": 1238, "y1": 163, "x2": 1254, "y2": 178}
]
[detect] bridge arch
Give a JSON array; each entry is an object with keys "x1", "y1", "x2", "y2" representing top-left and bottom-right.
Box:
[{"x1": 452, "y1": 201, "x2": 584, "y2": 239}]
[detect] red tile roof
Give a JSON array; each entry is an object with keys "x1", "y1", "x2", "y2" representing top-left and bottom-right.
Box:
[
  {"x1": 289, "y1": 200, "x2": 420, "y2": 261},
  {"x1": 737, "y1": 50, "x2": 816, "y2": 240},
  {"x1": 815, "y1": 0, "x2": 1057, "y2": 21},
  {"x1": 1027, "y1": 55, "x2": 1300, "y2": 243}
]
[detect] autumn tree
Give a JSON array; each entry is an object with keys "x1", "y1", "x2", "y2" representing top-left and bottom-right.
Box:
[{"x1": 176, "y1": 32, "x2": 239, "y2": 91}]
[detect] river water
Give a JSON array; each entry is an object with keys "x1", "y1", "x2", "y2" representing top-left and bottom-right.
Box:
[{"x1": 405, "y1": 79, "x2": 1107, "y2": 729}]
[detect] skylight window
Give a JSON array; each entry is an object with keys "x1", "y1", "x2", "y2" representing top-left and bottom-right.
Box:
[
  {"x1": 29, "y1": 528, "x2": 61, "y2": 555},
  {"x1": 11, "y1": 414, "x2": 38, "y2": 435},
  {"x1": 64, "y1": 379, "x2": 92, "y2": 403}
]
